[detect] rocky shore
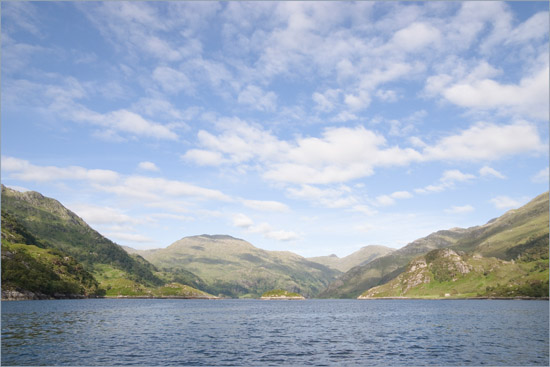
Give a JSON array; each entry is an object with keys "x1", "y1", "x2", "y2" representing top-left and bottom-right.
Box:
[{"x1": 1, "y1": 290, "x2": 87, "y2": 301}]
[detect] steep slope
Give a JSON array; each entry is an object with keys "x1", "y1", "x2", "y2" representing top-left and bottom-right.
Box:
[
  {"x1": 1, "y1": 211, "x2": 102, "y2": 299},
  {"x1": 132, "y1": 234, "x2": 341, "y2": 298},
  {"x1": 308, "y1": 245, "x2": 395, "y2": 272},
  {"x1": 359, "y1": 247, "x2": 548, "y2": 299},
  {"x1": 1, "y1": 186, "x2": 163, "y2": 292},
  {"x1": 321, "y1": 192, "x2": 549, "y2": 298}
]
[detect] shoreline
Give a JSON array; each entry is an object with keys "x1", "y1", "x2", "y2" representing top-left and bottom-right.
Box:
[{"x1": 357, "y1": 296, "x2": 549, "y2": 300}]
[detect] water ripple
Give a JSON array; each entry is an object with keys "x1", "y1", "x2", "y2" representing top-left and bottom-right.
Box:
[{"x1": 1, "y1": 299, "x2": 548, "y2": 366}]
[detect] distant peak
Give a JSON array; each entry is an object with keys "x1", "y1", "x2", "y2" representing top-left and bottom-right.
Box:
[
  {"x1": 197, "y1": 234, "x2": 241, "y2": 241},
  {"x1": 329, "y1": 254, "x2": 339, "y2": 258}
]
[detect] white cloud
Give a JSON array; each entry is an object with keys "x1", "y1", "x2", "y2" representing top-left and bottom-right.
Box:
[
  {"x1": 181, "y1": 149, "x2": 224, "y2": 166},
  {"x1": 233, "y1": 213, "x2": 254, "y2": 228},
  {"x1": 423, "y1": 121, "x2": 545, "y2": 162},
  {"x1": 312, "y1": 89, "x2": 340, "y2": 112},
  {"x1": 237, "y1": 85, "x2": 277, "y2": 112},
  {"x1": 375, "y1": 190, "x2": 413, "y2": 207},
  {"x1": 479, "y1": 166, "x2": 505, "y2": 179},
  {"x1": 391, "y1": 22, "x2": 441, "y2": 52},
  {"x1": 375, "y1": 195, "x2": 395, "y2": 207},
  {"x1": 286, "y1": 184, "x2": 358, "y2": 209},
  {"x1": 445, "y1": 205, "x2": 475, "y2": 214},
  {"x1": 441, "y1": 169, "x2": 475, "y2": 183},
  {"x1": 231, "y1": 213, "x2": 298, "y2": 241},
  {"x1": 531, "y1": 167, "x2": 549, "y2": 184},
  {"x1": 102, "y1": 176, "x2": 233, "y2": 202},
  {"x1": 243, "y1": 199, "x2": 289, "y2": 212},
  {"x1": 152, "y1": 66, "x2": 193, "y2": 94},
  {"x1": 391, "y1": 191, "x2": 413, "y2": 199},
  {"x1": 264, "y1": 126, "x2": 422, "y2": 184},
  {"x1": 490, "y1": 196, "x2": 524, "y2": 209},
  {"x1": 69, "y1": 204, "x2": 138, "y2": 226},
  {"x1": 431, "y1": 65, "x2": 549, "y2": 120},
  {"x1": 105, "y1": 232, "x2": 154, "y2": 244},
  {"x1": 138, "y1": 161, "x2": 160, "y2": 172},
  {"x1": 416, "y1": 169, "x2": 474, "y2": 195},
  {"x1": 2, "y1": 156, "x2": 119, "y2": 183}
]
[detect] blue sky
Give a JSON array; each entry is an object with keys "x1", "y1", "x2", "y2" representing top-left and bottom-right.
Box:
[{"x1": 2, "y1": 1, "x2": 548, "y2": 257}]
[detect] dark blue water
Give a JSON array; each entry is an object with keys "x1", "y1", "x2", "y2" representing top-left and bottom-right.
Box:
[{"x1": 2, "y1": 299, "x2": 548, "y2": 366}]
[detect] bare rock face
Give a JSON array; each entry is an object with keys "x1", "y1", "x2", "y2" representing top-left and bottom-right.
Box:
[{"x1": 402, "y1": 258, "x2": 431, "y2": 293}]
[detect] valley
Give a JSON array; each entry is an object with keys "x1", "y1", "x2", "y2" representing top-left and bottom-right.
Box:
[{"x1": 1, "y1": 185, "x2": 548, "y2": 300}]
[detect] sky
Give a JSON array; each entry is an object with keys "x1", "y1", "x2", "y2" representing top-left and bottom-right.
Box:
[{"x1": 1, "y1": 1, "x2": 548, "y2": 257}]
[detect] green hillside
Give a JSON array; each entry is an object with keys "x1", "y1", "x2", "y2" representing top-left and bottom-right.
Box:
[
  {"x1": 321, "y1": 192, "x2": 549, "y2": 298},
  {"x1": 131, "y1": 234, "x2": 341, "y2": 298},
  {"x1": 308, "y1": 245, "x2": 395, "y2": 272},
  {"x1": 359, "y1": 247, "x2": 548, "y2": 299},
  {"x1": 1, "y1": 185, "x2": 163, "y2": 292},
  {"x1": 1, "y1": 211, "x2": 103, "y2": 299}
]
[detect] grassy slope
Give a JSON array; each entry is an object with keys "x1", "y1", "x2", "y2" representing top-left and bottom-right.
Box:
[
  {"x1": 1, "y1": 186, "x2": 163, "y2": 289},
  {"x1": 134, "y1": 234, "x2": 341, "y2": 298},
  {"x1": 1, "y1": 186, "x2": 214, "y2": 298},
  {"x1": 359, "y1": 249, "x2": 548, "y2": 299},
  {"x1": 307, "y1": 245, "x2": 395, "y2": 272},
  {"x1": 321, "y1": 192, "x2": 549, "y2": 299},
  {"x1": 1, "y1": 212, "x2": 102, "y2": 297}
]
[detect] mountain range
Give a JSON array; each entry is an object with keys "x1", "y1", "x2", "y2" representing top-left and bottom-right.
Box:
[
  {"x1": 320, "y1": 192, "x2": 549, "y2": 298},
  {"x1": 307, "y1": 245, "x2": 394, "y2": 272},
  {"x1": 1, "y1": 185, "x2": 548, "y2": 299},
  {"x1": 128, "y1": 234, "x2": 341, "y2": 298}
]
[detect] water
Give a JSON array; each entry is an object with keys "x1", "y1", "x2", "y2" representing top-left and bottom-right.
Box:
[{"x1": 2, "y1": 299, "x2": 548, "y2": 366}]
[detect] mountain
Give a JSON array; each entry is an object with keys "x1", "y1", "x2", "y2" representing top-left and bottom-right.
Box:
[
  {"x1": 320, "y1": 192, "x2": 549, "y2": 298},
  {"x1": 129, "y1": 234, "x2": 341, "y2": 298},
  {"x1": 358, "y1": 247, "x2": 548, "y2": 299},
  {"x1": 1, "y1": 185, "x2": 163, "y2": 295},
  {"x1": 1, "y1": 211, "x2": 102, "y2": 299},
  {"x1": 308, "y1": 245, "x2": 395, "y2": 272}
]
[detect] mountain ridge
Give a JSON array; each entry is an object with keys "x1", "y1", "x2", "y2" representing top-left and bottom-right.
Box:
[
  {"x1": 320, "y1": 192, "x2": 549, "y2": 298},
  {"x1": 128, "y1": 234, "x2": 341, "y2": 298}
]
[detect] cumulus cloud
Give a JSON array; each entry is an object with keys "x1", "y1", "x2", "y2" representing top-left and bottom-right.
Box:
[
  {"x1": 416, "y1": 169, "x2": 475, "y2": 194},
  {"x1": 243, "y1": 199, "x2": 289, "y2": 212},
  {"x1": 152, "y1": 66, "x2": 193, "y2": 94},
  {"x1": 2, "y1": 156, "x2": 119, "y2": 183},
  {"x1": 391, "y1": 22, "x2": 441, "y2": 52},
  {"x1": 231, "y1": 213, "x2": 298, "y2": 241},
  {"x1": 184, "y1": 118, "x2": 545, "y2": 186},
  {"x1": 286, "y1": 184, "x2": 358, "y2": 209},
  {"x1": 374, "y1": 191, "x2": 413, "y2": 207},
  {"x1": 138, "y1": 161, "x2": 160, "y2": 172},
  {"x1": 490, "y1": 195, "x2": 524, "y2": 209},
  {"x1": 237, "y1": 85, "x2": 277, "y2": 112},
  {"x1": 233, "y1": 213, "x2": 254, "y2": 228},
  {"x1": 479, "y1": 166, "x2": 506, "y2": 179},
  {"x1": 445, "y1": 205, "x2": 475, "y2": 214},
  {"x1": 69, "y1": 203, "x2": 138, "y2": 226},
  {"x1": 423, "y1": 121, "x2": 545, "y2": 162}
]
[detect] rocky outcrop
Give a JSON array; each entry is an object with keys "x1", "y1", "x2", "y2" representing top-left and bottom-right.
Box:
[
  {"x1": 1, "y1": 289, "x2": 87, "y2": 301},
  {"x1": 2, "y1": 290, "x2": 50, "y2": 300}
]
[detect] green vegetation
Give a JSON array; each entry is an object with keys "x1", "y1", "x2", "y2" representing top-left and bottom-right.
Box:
[
  {"x1": 131, "y1": 234, "x2": 340, "y2": 298},
  {"x1": 261, "y1": 289, "x2": 304, "y2": 298},
  {"x1": 307, "y1": 245, "x2": 394, "y2": 272},
  {"x1": 1, "y1": 187, "x2": 216, "y2": 300},
  {"x1": 359, "y1": 248, "x2": 549, "y2": 299},
  {"x1": 1, "y1": 186, "x2": 163, "y2": 290},
  {"x1": 1, "y1": 212, "x2": 103, "y2": 298},
  {"x1": 324, "y1": 192, "x2": 549, "y2": 298}
]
